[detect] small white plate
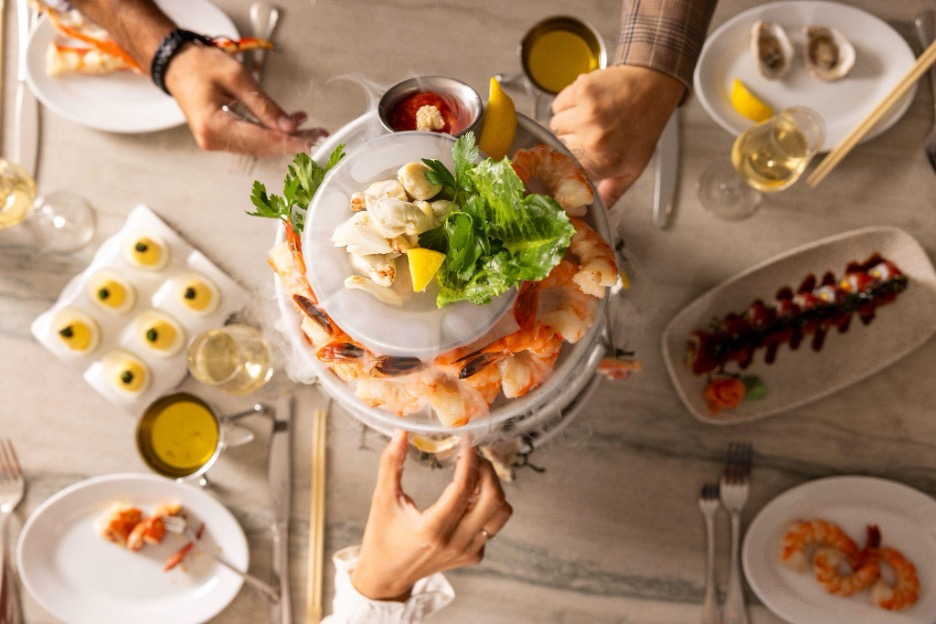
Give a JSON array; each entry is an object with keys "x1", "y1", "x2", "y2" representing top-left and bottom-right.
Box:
[
  {"x1": 25, "y1": 0, "x2": 237, "y2": 133},
  {"x1": 743, "y1": 476, "x2": 936, "y2": 623},
  {"x1": 693, "y1": 1, "x2": 917, "y2": 151},
  {"x1": 17, "y1": 473, "x2": 248, "y2": 624},
  {"x1": 661, "y1": 226, "x2": 936, "y2": 424}
]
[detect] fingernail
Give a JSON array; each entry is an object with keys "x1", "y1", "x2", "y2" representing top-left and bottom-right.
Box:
[{"x1": 277, "y1": 115, "x2": 296, "y2": 132}]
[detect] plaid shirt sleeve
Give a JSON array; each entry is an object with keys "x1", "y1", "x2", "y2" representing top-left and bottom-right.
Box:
[{"x1": 614, "y1": 0, "x2": 719, "y2": 95}]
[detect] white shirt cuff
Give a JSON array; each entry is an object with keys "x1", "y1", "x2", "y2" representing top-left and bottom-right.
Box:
[{"x1": 321, "y1": 545, "x2": 455, "y2": 624}]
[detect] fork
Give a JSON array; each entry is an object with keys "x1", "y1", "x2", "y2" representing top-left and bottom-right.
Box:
[
  {"x1": 0, "y1": 440, "x2": 25, "y2": 624},
  {"x1": 916, "y1": 10, "x2": 936, "y2": 172},
  {"x1": 720, "y1": 442, "x2": 752, "y2": 624},
  {"x1": 162, "y1": 515, "x2": 281, "y2": 603},
  {"x1": 230, "y1": 2, "x2": 281, "y2": 175},
  {"x1": 698, "y1": 483, "x2": 721, "y2": 624}
]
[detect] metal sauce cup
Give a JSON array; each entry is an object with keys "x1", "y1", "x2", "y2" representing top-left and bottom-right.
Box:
[
  {"x1": 520, "y1": 16, "x2": 607, "y2": 95},
  {"x1": 136, "y1": 391, "x2": 266, "y2": 484},
  {"x1": 378, "y1": 76, "x2": 483, "y2": 137}
]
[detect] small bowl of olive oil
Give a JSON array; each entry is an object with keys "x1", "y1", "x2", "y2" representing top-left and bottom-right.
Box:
[
  {"x1": 136, "y1": 392, "x2": 265, "y2": 483},
  {"x1": 520, "y1": 16, "x2": 607, "y2": 95}
]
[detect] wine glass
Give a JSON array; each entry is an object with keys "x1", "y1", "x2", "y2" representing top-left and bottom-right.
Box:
[
  {"x1": 0, "y1": 158, "x2": 96, "y2": 253},
  {"x1": 697, "y1": 106, "x2": 826, "y2": 220}
]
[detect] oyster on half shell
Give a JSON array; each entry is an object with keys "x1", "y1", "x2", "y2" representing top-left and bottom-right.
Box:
[
  {"x1": 803, "y1": 26, "x2": 856, "y2": 81},
  {"x1": 751, "y1": 20, "x2": 793, "y2": 80}
]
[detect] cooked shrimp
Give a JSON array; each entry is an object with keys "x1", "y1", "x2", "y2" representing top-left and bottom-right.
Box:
[
  {"x1": 425, "y1": 375, "x2": 493, "y2": 428},
  {"x1": 597, "y1": 357, "x2": 643, "y2": 380},
  {"x1": 568, "y1": 217, "x2": 618, "y2": 297},
  {"x1": 813, "y1": 526, "x2": 881, "y2": 596},
  {"x1": 355, "y1": 376, "x2": 427, "y2": 416},
  {"x1": 456, "y1": 324, "x2": 563, "y2": 380},
  {"x1": 499, "y1": 348, "x2": 561, "y2": 398},
  {"x1": 779, "y1": 519, "x2": 860, "y2": 573},
  {"x1": 869, "y1": 546, "x2": 920, "y2": 611},
  {"x1": 511, "y1": 144, "x2": 594, "y2": 216}
]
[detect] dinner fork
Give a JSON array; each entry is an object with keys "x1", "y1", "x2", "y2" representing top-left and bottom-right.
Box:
[
  {"x1": 230, "y1": 2, "x2": 281, "y2": 175},
  {"x1": 720, "y1": 442, "x2": 752, "y2": 624},
  {"x1": 698, "y1": 483, "x2": 721, "y2": 624},
  {"x1": 916, "y1": 10, "x2": 936, "y2": 172},
  {"x1": 0, "y1": 440, "x2": 25, "y2": 624},
  {"x1": 161, "y1": 515, "x2": 281, "y2": 603}
]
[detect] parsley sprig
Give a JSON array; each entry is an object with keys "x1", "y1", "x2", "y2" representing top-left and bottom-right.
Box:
[{"x1": 247, "y1": 147, "x2": 345, "y2": 234}]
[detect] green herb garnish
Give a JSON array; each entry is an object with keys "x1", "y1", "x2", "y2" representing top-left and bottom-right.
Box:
[
  {"x1": 247, "y1": 147, "x2": 346, "y2": 234},
  {"x1": 419, "y1": 133, "x2": 574, "y2": 307}
]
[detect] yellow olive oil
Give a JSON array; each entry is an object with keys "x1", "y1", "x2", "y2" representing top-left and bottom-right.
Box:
[
  {"x1": 137, "y1": 393, "x2": 220, "y2": 478},
  {"x1": 525, "y1": 29, "x2": 599, "y2": 94}
]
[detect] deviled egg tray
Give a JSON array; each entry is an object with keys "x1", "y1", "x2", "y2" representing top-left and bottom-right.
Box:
[{"x1": 31, "y1": 204, "x2": 249, "y2": 412}]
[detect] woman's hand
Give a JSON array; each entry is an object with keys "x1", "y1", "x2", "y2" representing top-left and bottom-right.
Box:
[
  {"x1": 550, "y1": 64, "x2": 685, "y2": 209},
  {"x1": 351, "y1": 431, "x2": 513, "y2": 602},
  {"x1": 164, "y1": 45, "x2": 327, "y2": 156}
]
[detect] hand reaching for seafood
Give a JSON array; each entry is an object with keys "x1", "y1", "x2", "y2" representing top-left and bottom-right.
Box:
[
  {"x1": 351, "y1": 431, "x2": 513, "y2": 601},
  {"x1": 163, "y1": 45, "x2": 328, "y2": 156},
  {"x1": 549, "y1": 65, "x2": 684, "y2": 209},
  {"x1": 61, "y1": 0, "x2": 328, "y2": 156}
]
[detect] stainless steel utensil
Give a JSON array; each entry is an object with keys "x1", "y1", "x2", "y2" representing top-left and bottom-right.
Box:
[
  {"x1": 916, "y1": 10, "x2": 936, "y2": 172},
  {"x1": 720, "y1": 442, "x2": 752, "y2": 624},
  {"x1": 0, "y1": 440, "x2": 25, "y2": 624},
  {"x1": 698, "y1": 483, "x2": 720, "y2": 624},
  {"x1": 269, "y1": 393, "x2": 293, "y2": 624},
  {"x1": 13, "y1": 0, "x2": 39, "y2": 180},
  {"x1": 162, "y1": 515, "x2": 281, "y2": 602},
  {"x1": 652, "y1": 113, "x2": 680, "y2": 229},
  {"x1": 231, "y1": 2, "x2": 281, "y2": 175}
]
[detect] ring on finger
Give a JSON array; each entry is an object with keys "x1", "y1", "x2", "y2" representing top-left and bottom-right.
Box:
[{"x1": 480, "y1": 528, "x2": 496, "y2": 541}]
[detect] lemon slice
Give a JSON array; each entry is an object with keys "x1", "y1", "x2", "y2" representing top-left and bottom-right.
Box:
[
  {"x1": 478, "y1": 76, "x2": 517, "y2": 161},
  {"x1": 730, "y1": 79, "x2": 774, "y2": 122},
  {"x1": 410, "y1": 434, "x2": 459, "y2": 455},
  {"x1": 407, "y1": 248, "x2": 445, "y2": 292}
]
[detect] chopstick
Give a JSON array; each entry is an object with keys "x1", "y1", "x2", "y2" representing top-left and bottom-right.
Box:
[
  {"x1": 305, "y1": 402, "x2": 329, "y2": 623},
  {"x1": 806, "y1": 38, "x2": 936, "y2": 188}
]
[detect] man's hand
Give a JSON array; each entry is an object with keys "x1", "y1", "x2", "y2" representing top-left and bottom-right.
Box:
[
  {"x1": 550, "y1": 64, "x2": 685, "y2": 208},
  {"x1": 164, "y1": 45, "x2": 327, "y2": 156}
]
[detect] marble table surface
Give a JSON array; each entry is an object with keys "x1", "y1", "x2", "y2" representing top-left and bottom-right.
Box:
[{"x1": 2, "y1": 0, "x2": 936, "y2": 622}]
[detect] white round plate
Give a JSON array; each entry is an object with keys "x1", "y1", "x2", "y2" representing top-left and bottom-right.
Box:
[
  {"x1": 693, "y1": 1, "x2": 917, "y2": 151},
  {"x1": 17, "y1": 473, "x2": 248, "y2": 624},
  {"x1": 25, "y1": 0, "x2": 237, "y2": 133},
  {"x1": 742, "y1": 476, "x2": 936, "y2": 623}
]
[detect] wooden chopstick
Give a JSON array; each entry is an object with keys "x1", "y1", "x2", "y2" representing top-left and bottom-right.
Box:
[
  {"x1": 305, "y1": 403, "x2": 329, "y2": 623},
  {"x1": 807, "y1": 37, "x2": 936, "y2": 188}
]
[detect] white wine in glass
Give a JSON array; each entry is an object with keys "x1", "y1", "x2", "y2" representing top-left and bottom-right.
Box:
[
  {"x1": 187, "y1": 324, "x2": 274, "y2": 395},
  {"x1": 697, "y1": 106, "x2": 825, "y2": 220},
  {"x1": 0, "y1": 160, "x2": 37, "y2": 229},
  {"x1": 0, "y1": 157, "x2": 96, "y2": 251}
]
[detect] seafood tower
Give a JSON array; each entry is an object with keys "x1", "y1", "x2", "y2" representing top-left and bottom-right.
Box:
[{"x1": 272, "y1": 129, "x2": 619, "y2": 442}]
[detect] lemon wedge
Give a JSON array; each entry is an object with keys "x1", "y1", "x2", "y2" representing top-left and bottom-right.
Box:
[
  {"x1": 407, "y1": 248, "x2": 445, "y2": 292},
  {"x1": 729, "y1": 79, "x2": 774, "y2": 122},
  {"x1": 478, "y1": 76, "x2": 517, "y2": 160},
  {"x1": 410, "y1": 434, "x2": 459, "y2": 455}
]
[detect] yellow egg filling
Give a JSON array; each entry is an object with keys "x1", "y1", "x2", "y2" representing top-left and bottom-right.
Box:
[
  {"x1": 125, "y1": 234, "x2": 168, "y2": 270},
  {"x1": 180, "y1": 279, "x2": 216, "y2": 313},
  {"x1": 52, "y1": 309, "x2": 99, "y2": 355}
]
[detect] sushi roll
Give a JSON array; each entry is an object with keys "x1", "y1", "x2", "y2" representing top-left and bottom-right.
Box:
[
  {"x1": 87, "y1": 269, "x2": 136, "y2": 314},
  {"x1": 51, "y1": 307, "x2": 100, "y2": 356},
  {"x1": 135, "y1": 310, "x2": 185, "y2": 358},
  {"x1": 101, "y1": 350, "x2": 151, "y2": 397},
  {"x1": 173, "y1": 272, "x2": 220, "y2": 316},
  {"x1": 124, "y1": 232, "x2": 169, "y2": 270}
]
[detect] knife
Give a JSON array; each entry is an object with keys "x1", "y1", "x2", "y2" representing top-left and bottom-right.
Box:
[
  {"x1": 652, "y1": 112, "x2": 680, "y2": 229},
  {"x1": 269, "y1": 393, "x2": 293, "y2": 624},
  {"x1": 13, "y1": 0, "x2": 40, "y2": 180}
]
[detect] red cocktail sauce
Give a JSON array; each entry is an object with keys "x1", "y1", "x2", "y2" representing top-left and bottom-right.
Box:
[{"x1": 388, "y1": 91, "x2": 458, "y2": 133}]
